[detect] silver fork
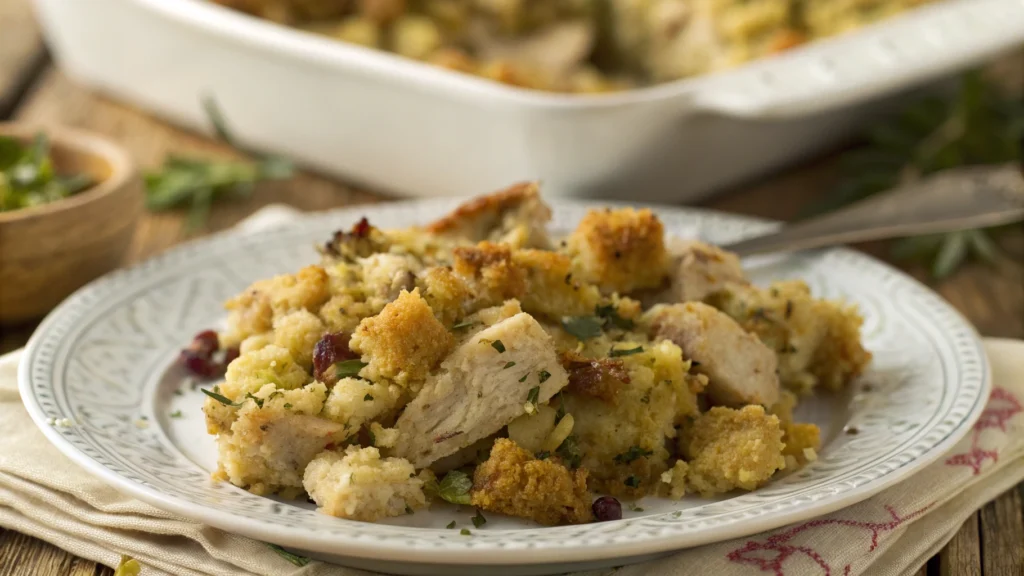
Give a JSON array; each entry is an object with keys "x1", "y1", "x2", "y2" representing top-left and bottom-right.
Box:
[{"x1": 720, "y1": 164, "x2": 1024, "y2": 257}]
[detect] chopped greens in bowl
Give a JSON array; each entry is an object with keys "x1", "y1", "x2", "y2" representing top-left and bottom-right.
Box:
[{"x1": 0, "y1": 132, "x2": 96, "y2": 213}]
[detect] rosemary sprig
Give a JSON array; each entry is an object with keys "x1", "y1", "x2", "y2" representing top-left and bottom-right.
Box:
[
  {"x1": 814, "y1": 71, "x2": 1023, "y2": 279},
  {"x1": 145, "y1": 96, "x2": 294, "y2": 232}
]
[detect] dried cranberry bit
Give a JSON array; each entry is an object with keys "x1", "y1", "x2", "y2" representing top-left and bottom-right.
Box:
[
  {"x1": 181, "y1": 350, "x2": 219, "y2": 378},
  {"x1": 187, "y1": 330, "x2": 219, "y2": 356},
  {"x1": 352, "y1": 217, "x2": 371, "y2": 238},
  {"x1": 592, "y1": 496, "x2": 622, "y2": 522},
  {"x1": 223, "y1": 346, "x2": 240, "y2": 367},
  {"x1": 312, "y1": 332, "x2": 357, "y2": 380}
]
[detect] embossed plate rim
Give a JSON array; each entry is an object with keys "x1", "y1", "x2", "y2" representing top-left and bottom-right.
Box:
[{"x1": 19, "y1": 198, "x2": 991, "y2": 567}]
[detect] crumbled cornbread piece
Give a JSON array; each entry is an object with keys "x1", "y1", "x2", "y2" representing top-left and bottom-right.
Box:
[
  {"x1": 426, "y1": 181, "x2": 551, "y2": 249},
  {"x1": 222, "y1": 265, "x2": 331, "y2": 347},
  {"x1": 321, "y1": 376, "x2": 406, "y2": 433},
  {"x1": 566, "y1": 208, "x2": 670, "y2": 294},
  {"x1": 470, "y1": 439, "x2": 593, "y2": 526},
  {"x1": 769, "y1": 389, "x2": 822, "y2": 464},
  {"x1": 684, "y1": 405, "x2": 786, "y2": 495},
  {"x1": 219, "y1": 344, "x2": 310, "y2": 400},
  {"x1": 350, "y1": 289, "x2": 454, "y2": 386},
  {"x1": 708, "y1": 280, "x2": 871, "y2": 393},
  {"x1": 303, "y1": 446, "x2": 427, "y2": 521},
  {"x1": 659, "y1": 459, "x2": 689, "y2": 500},
  {"x1": 272, "y1": 309, "x2": 326, "y2": 370},
  {"x1": 214, "y1": 382, "x2": 347, "y2": 494}
]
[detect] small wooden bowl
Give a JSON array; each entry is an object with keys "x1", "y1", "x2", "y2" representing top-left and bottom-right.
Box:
[{"x1": 0, "y1": 123, "x2": 143, "y2": 324}]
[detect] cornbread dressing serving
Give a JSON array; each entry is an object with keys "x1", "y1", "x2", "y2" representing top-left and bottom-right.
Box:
[
  {"x1": 211, "y1": 0, "x2": 939, "y2": 93},
  {"x1": 196, "y1": 183, "x2": 871, "y2": 526}
]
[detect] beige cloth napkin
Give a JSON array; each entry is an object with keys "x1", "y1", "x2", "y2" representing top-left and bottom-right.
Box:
[{"x1": 1, "y1": 206, "x2": 1022, "y2": 576}]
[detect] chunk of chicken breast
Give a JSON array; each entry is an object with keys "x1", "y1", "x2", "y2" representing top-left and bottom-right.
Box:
[
  {"x1": 643, "y1": 239, "x2": 747, "y2": 305},
  {"x1": 425, "y1": 182, "x2": 552, "y2": 248},
  {"x1": 391, "y1": 312, "x2": 569, "y2": 467},
  {"x1": 646, "y1": 302, "x2": 779, "y2": 407}
]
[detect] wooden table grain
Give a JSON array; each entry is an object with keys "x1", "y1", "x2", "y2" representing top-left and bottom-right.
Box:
[{"x1": 1, "y1": 7, "x2": 1022, "y2": 574}]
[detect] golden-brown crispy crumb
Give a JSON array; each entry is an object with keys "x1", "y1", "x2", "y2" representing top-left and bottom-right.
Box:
[
  {"x1": 561, "y1": 352, "x2": 630, "y2": 403},
  {"x1": 426, "y1": 182, "x2": 551, "y2": 248},
  {"x1": 470, "y1": 438, "x2": 593, "y2": 526},
  {"x1": 684, "y1": 405, "x2": 786, "y2": 495},
  {"x1": 452, "y1": 243, "x2": 601, "y2": 321},
  {"x1": 567, "y1": 208, "x2": 670, "y2": 294},
  {"x1": 417, "y1": 266, "x2": 473, "y2": 326},
  {"x1": 350, "y1": 289, "x2": 454, "y2": 386}
]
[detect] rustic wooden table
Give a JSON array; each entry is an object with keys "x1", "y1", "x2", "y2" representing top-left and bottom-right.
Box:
[{"x1": 1, "y1": 2, "x2": 1022, "y2": 574}]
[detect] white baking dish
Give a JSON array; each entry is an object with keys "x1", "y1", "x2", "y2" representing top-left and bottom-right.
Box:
[{"x1": 31, "y1": 0, "x2": 1024, "y2": 203}]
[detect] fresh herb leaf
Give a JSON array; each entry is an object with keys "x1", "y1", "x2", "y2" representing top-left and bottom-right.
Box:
[
  {"x1": 536, "y1": 450, "x2": 551, "y2": 460},
  {"x1": 169, "y1": 410, "x2": 183, "y2": 419},
  {"x1": 538, "y1": 370, "x2": 552, "y2": 383},
  {"x1": 503, "y1": 361, "x2": 516, "y2": 369},
  {"x1": 201, "y1": 388, "x2": 240, "y2": 406},
  {"x1": 471, "y1": 510, "x2": 487, "y2": 528},
  {"x1": 556, "y1": 434, "x2": 583, "y2": 469},
  {"x1": 406, "y1": 505, "x2": 415, "y2": 515},
  {"x1": 624, "y1": 476, "x2": 641, "y2": 488},
  {"x1": 596, "y1": 304, "x2": 635, "y2": 330},
  {"x1": 437, "y1": 470, "x2": 473, "y2": 505},
  {"x1": 460, "y1": 528, "x2": 472, "y2": 536},
  {"x1": 446, "y1": 520, "x2": 457, "y2": 529},
  {"x1": 245, "y1": 392, "x2": 264, "y2": 408},
  {"x1": 364, "y1": 393, "x2": 374, "y2": 401},
  {"x1": 283, "y1": 403, "x2": 293, "y2": 409},
  {"x1": 266, "y1": 543, "x2": 311, "y2": 567},
  {"x1": 335, "y1": 359, "x2": 367, "y2": 379},
  {"x1": 518, "y1": 373, "x2": 529, "y2": 382},
  {"x1": 561, "y1": 316, "x2": 603, "y2": 341},
  {"x1": 144, "y1": 96, "x2": 294, "y2": 231},
  {"x1": 367, "y1": 429, "x2": 376, "y2": 446},
  {"x1": 614, "y1": 446, "x2": 654, "y2": 464},
  {"x1": 818, "y1": 71, "x2": 1021, "y2": 278},
  {"x1": 491, "y1": 340, "x2": 506, "y2": 353},
  {"x1": 526, "y1": 386, "x2": 540, "y2": 405},
  {"x1": 452, "y1": 320, "x2": 478, "y2": 330},
  {"x1": 609, "y1": 346, "x2": 643, "y2": 358},
  {"x1": 0, "y1": 132, "x2": 94, "y2": 212}
]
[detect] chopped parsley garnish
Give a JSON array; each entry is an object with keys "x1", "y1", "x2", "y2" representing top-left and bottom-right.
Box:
[
  {"x1": 555, "y1": 392, "x2": 567, "y2": 421},
  {"x1": 283, "y1": 403, "x2": 292, "y2": 409},
  {"x1": 169, "y1": 410, "x2": 183, "y2": 419},
  {"x1": 364, "y1": 394, "x2": 374, "y2": 401},
  {"x1": 201, "y1": 388, "x2": 241, "y2": 407},
  {"x1": 437, "y1": 470, "x2": 473, "y2": 505},
  {"x1": 557, "y1": 434, "x2": 583, "y2": 469},
  {"x1": 245, "y1": 392, "x2": 264, "y2": 408},
  {"x1": 596, "y1": 304, "x2": 635, "y2": 330},
  {"x1": 405, "y1": 506, "x2": 414, "y2": 515},
  {"x1": 609, "y1": 346, "x2": 643, "y2": 358},
  {"x1": 561, "y1": 316, "x2": 602, "y2": 341},
  {"x1": 491, "y1": 340, "x2": 506, "y2": 353},
  {"x1": 471, "y1": 510, "x2": 487, "y2": 528},
  {"x1": 691, "y1": 360, "x2": 701, "y2": 367},
  {"x1": 538, "y1": 370, "x2": 551, "y2": 383},
  {"x1": 624, "y1": 476, "x2": 641, "y2": 488},
  {"x1": 614, "y1": 446, "x2": 654, "y2": 464},
  {"x1": 526, "y1": 386, "x2": 540, "y2": 405},
  {"x1": 335, "y1": 359, "x2": 367, "y2": 379},
  {"x1": 503, "y1": 361, "x2": 516, "y2": 369},
  {"x1": 518, "y1": 373, "x2": 528, "y2": 382},
  {"x1": 452, "y1": 320, "x2": 478, "y2": 330},
  {"x1": 446, "y1": 521, "x2": 457, "y2": 529},
  {"x1": 266, "y1": 544, "x2": 310, "y2": 567},
  {"x1": 536, "y1": 451, "x2": 551, "y2": 460},
  {"x1": 367, "y1": 429, "x2": 376, "y2": 446},
  {"x1": 460, "y1": 528, "x2": 472, "y2": 536}
]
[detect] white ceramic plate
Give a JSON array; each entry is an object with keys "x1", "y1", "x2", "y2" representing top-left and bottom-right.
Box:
[{"x1": 20, "y1": 200, "x2": 990, "y2": 576}]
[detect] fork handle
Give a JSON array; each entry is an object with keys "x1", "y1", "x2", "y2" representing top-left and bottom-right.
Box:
[{"x1": 720, "y1": 164, "x2": 1024, "y2": 258}]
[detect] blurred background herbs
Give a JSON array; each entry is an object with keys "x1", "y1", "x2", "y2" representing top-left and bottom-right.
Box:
[
  {"x1": 818, "y1": 71, "x2": 1024, "y2": 279},
  {"x1": 144, "y1": 97, "x2": 294, "y2": 232},
  {"x1": 0, "y1": 132, "x2": 94, "y2": 212}
]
